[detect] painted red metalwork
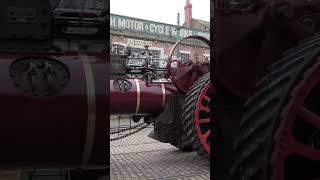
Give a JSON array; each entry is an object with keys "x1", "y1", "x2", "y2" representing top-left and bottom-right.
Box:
[
  {"x1": 271, "y1": 58, "x2": 320, "y2": 180},
  {"x1": 110, "y1": 78, "x2": 177, "y2": 115},
  {"x1": 167, "y1": 35, "x2": 210, "y2": 93},
  {"x1": 194, "y1": 80, "x2": 211, "y2": 155},
  {"x1": 0, "y1": 53, "x2": 108, "y2": 168}
]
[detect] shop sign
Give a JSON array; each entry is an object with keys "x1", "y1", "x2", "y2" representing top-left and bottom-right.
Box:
[
  {"x1": 127, "y1": 38, "x2": 152, "y2": 47},
  {"x1": 110, "y1": 14, "x2": 210, "y2": 39}
]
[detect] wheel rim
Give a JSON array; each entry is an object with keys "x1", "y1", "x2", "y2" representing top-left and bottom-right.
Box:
[
  {"x1": 194, "y1": 80, "x2": 211, "y2": 155},
  {"x1": 271, "y1": 58, "x2": 320, "y2": 180}
]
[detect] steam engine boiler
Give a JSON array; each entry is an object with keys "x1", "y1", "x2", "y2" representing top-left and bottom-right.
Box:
[{"x1": 0, "y1": 0, "x2": 108, "y2": 179}]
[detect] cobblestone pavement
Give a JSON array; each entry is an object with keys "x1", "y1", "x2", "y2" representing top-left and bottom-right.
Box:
[{"x1": 110, "y1": 116, "x2": 210, "y2": 180}]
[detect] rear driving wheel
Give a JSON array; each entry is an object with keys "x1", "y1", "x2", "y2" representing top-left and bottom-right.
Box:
[
  {"x1": 271, "y1": 57, "x2": 320, "y2": 180},
  {"x1": 230, "y1": 36, "x2": 320, "y2": 180},
  {"x1": 182, "y1": 73, "x2": 211, "y2": 157}
]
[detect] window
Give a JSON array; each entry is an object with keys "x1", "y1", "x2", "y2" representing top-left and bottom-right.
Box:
[
  {"x1": 131, "y1": 48, "x2": 144, "y2": 57},
  {"x1": 180, "y1": 53, "x2": 190, "y2": 62},
  {"x1": 150, "y1": 50, "x2": 161, "y2": 59},
  {"x1": 113, "y1": 45, "x2": 125, "y2": 54},
  {"x1": 129, "y1": 48, "x2": 160, "y2": 59}
]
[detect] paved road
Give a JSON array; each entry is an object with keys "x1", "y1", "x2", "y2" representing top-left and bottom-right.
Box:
[
  {"x1": 110, "y1": 117, "x2": 210, "y2": 180},
  {"x1": 0, "y1": 117, "x2": 210, "y2": 180}
]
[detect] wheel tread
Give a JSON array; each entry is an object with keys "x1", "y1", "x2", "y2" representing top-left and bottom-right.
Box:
[
  {"x1": 230, "y1": 35, "x2": 320, "y2": 180},
  {"x1": 181, "y1": 73, "x2": 210, "y2": 157}
]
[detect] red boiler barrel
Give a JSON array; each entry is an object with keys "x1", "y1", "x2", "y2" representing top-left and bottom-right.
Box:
[
  {"x1": 0, "y1": 53, "x2": 108, "y2": 169},
  {"x1": 110, "y1": 79, "x2": 177, "y2": 115}
]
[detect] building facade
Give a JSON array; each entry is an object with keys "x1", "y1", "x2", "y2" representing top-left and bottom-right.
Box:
[{"x1": 110, "y1": 0, "x2": 210, "y2": 62}]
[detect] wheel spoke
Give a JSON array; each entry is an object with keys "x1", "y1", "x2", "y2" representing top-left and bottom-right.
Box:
[
  {"x1": 192, "y1": 75, "x2": 211, "y2": 156},
  {"x1": 290, "y1": 138, "x2": 320, "y2": 161},
  {"x1": 198, "y1": 118, "x2": 210, "y2": 124},
  {"x1": 203, "y1": 95, "x2": 210, "y2": 102},
  {"x1": 200, "y1": 104, "x2": 210, "y2": 113},
  {"x1": 298, "y1": 106, "x2": 320, "y2": 129},
  {"x1": 202, "y1": 129, "x2": 210, "y2": 142}
]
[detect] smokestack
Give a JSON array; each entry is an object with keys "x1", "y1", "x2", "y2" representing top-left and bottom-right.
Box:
[{"x1": 184, "y1": 0, "x2": 192, "y2": 27}]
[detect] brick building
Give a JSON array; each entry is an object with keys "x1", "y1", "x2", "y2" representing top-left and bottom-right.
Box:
[{"x1": 110, "y1": 0, "x2": 210, "y2": 62}]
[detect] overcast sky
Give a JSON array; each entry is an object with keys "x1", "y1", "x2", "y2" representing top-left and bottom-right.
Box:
[{"x1": 110, "y1": 0, "x2": 210, "y2": 25}]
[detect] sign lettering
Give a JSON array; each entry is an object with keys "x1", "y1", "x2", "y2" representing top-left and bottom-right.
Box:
[
  {"x1": 127, "y1": 38, "x2": 152, "y2": 47},
  {"x1": 110, "y1": 14, "x2": 210, "y2": 39}
]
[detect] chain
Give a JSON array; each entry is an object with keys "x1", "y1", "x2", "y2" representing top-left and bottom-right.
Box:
[
  {"x1": 110, "y1": 123, "x2": 150, "y2": 141},
  {"x1": 110, "y1": 122, "x2": 146, "y2": 134}
]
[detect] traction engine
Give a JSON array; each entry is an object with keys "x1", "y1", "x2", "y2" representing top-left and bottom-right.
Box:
[
  {"x1": 110, "y1": 36, "x2": 211, "y2": 157},
  {"x1": 0, "y1": 0, "x2": 212, "y2": 179},
  {"x1": 213, "y1": 0, "x2": 320, "y2": 180}
]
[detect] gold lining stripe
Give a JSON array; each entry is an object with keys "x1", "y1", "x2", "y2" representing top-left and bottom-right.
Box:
[
  {"x1": 81, "y1": 55, "x2": 96, "y2": 167},
  {"x1": 160, "y1": 80, "x2": 166, "y2": 107},
  {"x1": 134, "y1": 79, "x2": 141, "y2": 114}
]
